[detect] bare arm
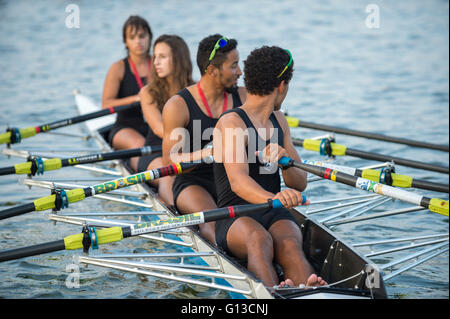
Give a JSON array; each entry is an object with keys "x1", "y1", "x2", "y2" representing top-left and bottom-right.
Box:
[
  {"x1": 140, "y1": 85, "x2": 163, "y2": 138},
  {"x1": 274, "y1": 111, "x2": 308, "y2": 191},
  {"x1": 213, "y1": 113, "x2": 275, "y2": 204},
  {"x1": 101, "y1": 60, "x2": 140, "y2": 109},
  {"x1": 162, "y1": 96, "x2": 210, "y2": 165}
]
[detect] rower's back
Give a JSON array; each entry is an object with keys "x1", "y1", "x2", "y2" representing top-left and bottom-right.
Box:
[{"x1": 214, "y1": 107, "x2": 284, "y2": 207}]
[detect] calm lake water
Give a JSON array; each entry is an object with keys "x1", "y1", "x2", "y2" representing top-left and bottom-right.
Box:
[{"x1": 0, "y1": 0, "x2": 448, "y2": 299}]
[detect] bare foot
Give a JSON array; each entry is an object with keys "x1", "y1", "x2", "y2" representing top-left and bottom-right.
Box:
[
  {"x1": 277, "y1": 279, "x2": 295, "y2": 288},
  {"x1": 305, "y1": 274, "x2": 328, "y2": 287}
]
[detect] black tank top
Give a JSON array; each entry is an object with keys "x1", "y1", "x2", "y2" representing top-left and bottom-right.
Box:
[
  {"x1": 214, "y1": 108, "x2": 284, "y2": 207},
  {"x1": 116, "y1": 58, "x2": 147, "y2": 125},
  {"x1": 176, "y1": 87, "x2": 243, "y2": 175}
]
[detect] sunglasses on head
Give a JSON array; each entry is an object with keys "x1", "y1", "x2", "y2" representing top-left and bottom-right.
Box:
[
  {"x1": 277, "y1": 49, "x2": 293, "y2": 78},
  {"x1": 204, "y1": 36, "x2": 228, "y2": 72}
]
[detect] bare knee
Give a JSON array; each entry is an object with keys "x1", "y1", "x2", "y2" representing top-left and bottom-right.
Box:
[
  {"x1": 276, "y1": 236, "x2": 303, "y2": 256},
  {"x1": 247, "y1": 230, "x2": 274, "y2": 257}
]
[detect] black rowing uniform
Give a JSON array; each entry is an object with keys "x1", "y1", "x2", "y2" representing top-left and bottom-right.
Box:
[
  {"x1": 213, "y1": 108, "x2": 297, "y2": 256},
  {"x1": 108, "y1": 58, "x2": 149, "y2": 144},
  {"x1": 172, "y1": 87, "x2": 243, "y2": 210},
  {"x1": 137, "y1": 124, "x2": 163, "y2": 172}
]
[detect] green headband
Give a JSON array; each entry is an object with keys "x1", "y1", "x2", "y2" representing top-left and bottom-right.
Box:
[{"x1": 277, "y1": 49, "x2": 293, "y2": 78}]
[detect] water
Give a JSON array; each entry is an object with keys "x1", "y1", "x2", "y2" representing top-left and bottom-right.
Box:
[{"x1": 0, "y1": 0, "x2": 448, "y2": 299}]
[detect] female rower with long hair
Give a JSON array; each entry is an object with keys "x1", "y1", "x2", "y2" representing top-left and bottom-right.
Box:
[
  {"x1": 137, "y1": 35, "x2": 194, "y2": 205},
  {"x1": 101, "y1": 15, "x2": 153, "y2": 171}
]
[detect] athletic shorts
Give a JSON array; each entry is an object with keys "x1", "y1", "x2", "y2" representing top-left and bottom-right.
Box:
[
  {"x1": 108, "y1": 121, "x2": 149, "y2": 145},
  {"x1": 172, "y1": 170, "x2": 217, "y2": 212},
  {"x1": 215, "y1": 207, "x2": 298, "y2": 256},
  {"x1": 137, "y1": 152, "x2": 161, "y2": 172}
]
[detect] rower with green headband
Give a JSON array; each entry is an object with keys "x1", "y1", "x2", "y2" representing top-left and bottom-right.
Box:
[
  {"x1": 161, "y1": 34, "x2": 247, "y2": 244},
  {"x1": 213, "y1": 46, "x2": 327, "y2": 289}
]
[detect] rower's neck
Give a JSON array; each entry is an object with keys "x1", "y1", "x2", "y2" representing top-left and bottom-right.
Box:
[
  {"x1": 198, "y1": 77, "x2": 226, "y2": 106},
  {"x1": 242, "y1": 94, "x2": 275, "y2": 125},
  {"x1": 166, "y1": 75, "x2": 178, "y2": 96},
  {"x1": 128, "y1": 52, "x2": 150, "y2": 65}
]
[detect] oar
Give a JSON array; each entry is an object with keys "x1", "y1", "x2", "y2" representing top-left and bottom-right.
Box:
[
  {"x1": 0, "y1": 146, "x2": 161, "y2": 176},
  {"x1": 303, "y1": 160, "x2": 449, "y2": 193},
  {"x1": 0, "y1": 102, "x2": 139, "y2": 145},
  {"x1": 285, "y1": 115, "x2": 449, "y2": 152},
  {"x1": 278, "y1": 157, "x2": 449, "y2": 217},
  {"x1": 292, "y1": 138, "x2": 449, "y2": 175},
  {"x1": 0, "y1": 199, "x2": 284, "y2": 263},
  {"x1": 0, "y1": 161, "x2": 198, "y2": 221}
]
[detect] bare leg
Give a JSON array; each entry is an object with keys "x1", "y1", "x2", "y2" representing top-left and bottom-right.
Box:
[
  {"x1": 145, "y1": 157, "x2": 174, "y2": 206},
  {"x1": 111, "y1": 128, "x2": 146, "y2": 172},
  {"x1": 176, "y1": 185, "x2": 217, "y2": 245},
  {"x1": 269, "y1": 219, "x2": 326, "y2": 287},
  {"x1": 226, "y1": 217, "x2": 278, "y2": 287}
]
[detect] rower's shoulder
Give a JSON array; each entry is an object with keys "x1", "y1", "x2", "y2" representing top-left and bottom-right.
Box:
[
  {"x1": 106, "y1": 59, "x2": 125, "y2": 80},
  {"x1": 273, "y1": 110, "x2": 289, "y2": 126},
  {"x1": 161, "y1": 92, "x2": 189, "y2": 126},
  {"x1": 273, "y1": 110, "x2": 291, "y2": 137},
  {"x1": 217, "y1": 108, "x2": 245, "y2": 129}
]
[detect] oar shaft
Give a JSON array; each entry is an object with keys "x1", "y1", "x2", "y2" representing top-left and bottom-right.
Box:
[
  {"x1": 0, "y1": 162, "x2": 198, "y2": 221},
  {"x1": 411, "y1": 180, "x2": 449, "y2": 194},
  {"x1": 0, "y1": 200, "x2": 282, "y2": 263},
  {"x1": 60, "y1": 146, "x2": 160, "y2": 167},
  {"x1": 0, "y1": 146, "x2": 161, "y2": 176},
  {"x1": 36, "y1": 103, "x2": 138, "y2": 133},
  {"x1": 0, "y1": 103, "x2": 139, "y2": 145},
  {"x1": 0, "y1": 240, "x2": 65, "y2": 263},
  {"x1": 344, "y1": 148, "x2": 449, "y2": 175},
  {"x1": 280, "y1": 157, "x2": 448, "y2": 216},
  {"x1": 287, "y1": 117, "x2": 449, "y2": 152},
  {"x1": 304, "y1": 160, "x2": 449, "y2": 193},
  {"x1": 0, "y1": 203, "x2": 36, "y2": 220},
  {"x1": 293, "y1": 138, "x2": 449, "y2": 174}
]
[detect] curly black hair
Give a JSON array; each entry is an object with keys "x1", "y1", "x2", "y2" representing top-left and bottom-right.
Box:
[
  {"x1": 197, "y1": 34, "x2": 238, "y2": 75},
  {"x1": 244, "y1": 46, "x2": 294, "y2": 96}
]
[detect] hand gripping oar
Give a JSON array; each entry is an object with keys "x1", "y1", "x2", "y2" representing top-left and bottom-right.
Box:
[
  {"x1": 279, "y1": 157, "x2": 449, "y2": 217},
  {"x1": 0, "y1": 199, "x2": 284, "y2": 263},
  {"x1": 303, "y1": 160, "x2": 449, "y2": 193},
  {"x1": 0, "y1": 161, "x2": 197, "y2": 221},
  {"x1": 292, "y1": 137, "x2": 449, "y2": 175},
  {"x1": 0, "y1": 102, "x2": 139, "y2": 146},
  {"x1": 285, "y1": 115, "x2": 449, "y2": 153},
  {"x1": 0, "y1": 146, "x2": 161, "y2": 176}
]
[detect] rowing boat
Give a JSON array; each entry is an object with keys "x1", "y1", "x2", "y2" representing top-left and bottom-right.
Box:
[
  {"x1": 69, "y1": 91, "x2": 389, "y2": 299},
  {"x1": 1, "y1": 91, "x2": 447, "y2": 299}
]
